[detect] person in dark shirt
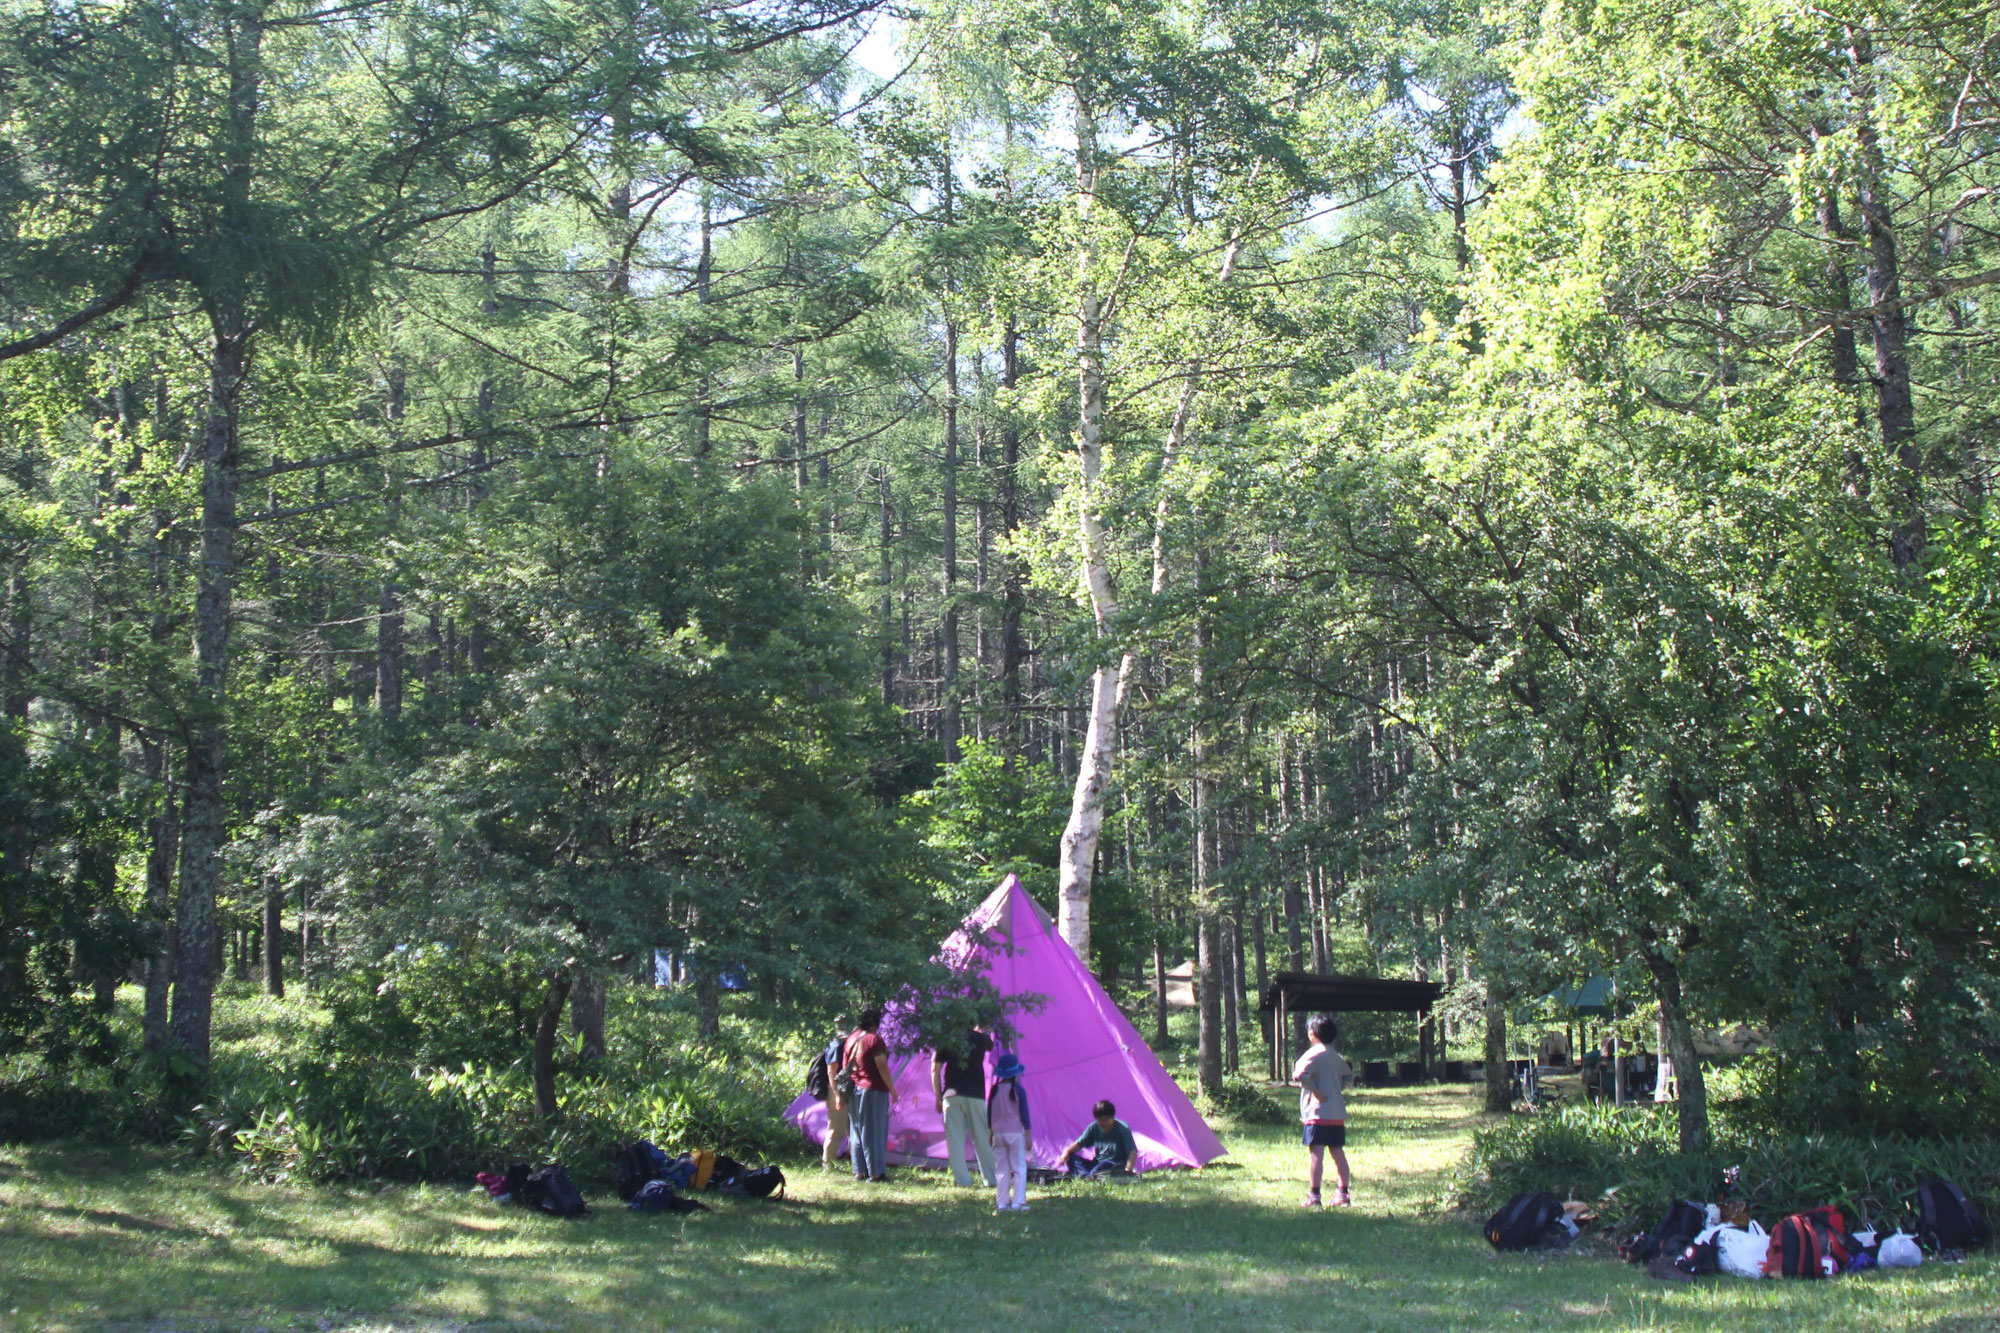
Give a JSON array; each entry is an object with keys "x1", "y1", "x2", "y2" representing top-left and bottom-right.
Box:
[
  {"x1": 931, "y1": 1027, "x2": 995, "y2": 1188},
  {"x1": 1061, "y1": 1099, "x2": 1139, "y2": 1179}
]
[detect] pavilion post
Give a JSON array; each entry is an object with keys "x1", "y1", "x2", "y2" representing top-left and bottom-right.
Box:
[{"x1": 1272, "y1": 990, "x2": 1285, "y2": 1081}]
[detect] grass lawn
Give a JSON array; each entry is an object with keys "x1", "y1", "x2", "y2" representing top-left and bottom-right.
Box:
[{"x1": 1, "y1": 1084, "x2": 1995, "y2": 1332}]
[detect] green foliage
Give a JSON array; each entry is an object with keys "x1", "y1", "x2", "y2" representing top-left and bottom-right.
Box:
[
  {"x1": 1451, "y1": 1103, "x2": 2000, "y2": 1237},
  {"x1": 1192, "y1": 1073, "x2": 1291, "y2": 1127},
  {"x1": 321, "y1": 947, "x2": 547, "y2": 1071},
  {"x1": 180, "y1": 1051, "x2": 801, "y2": 1185},
  {"x1": 0, "y1": 725, "x2": 139, "y2": 1070},
  {"x1": 910, "y1": 738, "x2": 1066, "y2": 907},
  {"x1": 1710, "y1": 1051, "x2": 2000, "y2": 1142}
]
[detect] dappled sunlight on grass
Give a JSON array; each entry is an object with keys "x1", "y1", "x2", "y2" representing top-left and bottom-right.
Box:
[{"x1": 1, "y1": 1085, "x2": 1995, "y2": 1330}]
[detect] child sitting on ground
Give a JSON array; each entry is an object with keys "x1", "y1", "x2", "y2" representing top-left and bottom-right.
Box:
[{"x1": 1060, "y1": 1100, "x2": 1140, "y2": 1178}]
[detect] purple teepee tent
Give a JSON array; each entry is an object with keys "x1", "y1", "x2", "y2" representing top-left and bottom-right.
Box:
[{"x1": 785, "y1": 874, "x2": 1226, "y2": 1172}]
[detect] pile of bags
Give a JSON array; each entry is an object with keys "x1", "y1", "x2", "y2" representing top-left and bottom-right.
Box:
[
  {"x1": 470, "y1": 1141, "x2": 788, "y2": 1220},
  {"x1": 474, "y1": 1162, "x2": 590, "y2": 1218},
  {"x1": 1486, "y1": 1171, "x2": 1990, "y2": 1281},
  {"x1": 614, "y1": 1140, "x2": 786, "y2": 1214}
]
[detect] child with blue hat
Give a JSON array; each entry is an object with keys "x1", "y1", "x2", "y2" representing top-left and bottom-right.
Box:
[{"x1": 987, "y1": 1052, "x2": 1032, "y2": 1212}]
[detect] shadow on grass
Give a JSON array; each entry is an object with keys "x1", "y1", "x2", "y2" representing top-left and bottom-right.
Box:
[
  {"x1": 5, "y1": 1155, "x2": 1996, "y2": 1333},
  {"x1": 5, "y1": 1093, "x2": 1998, "y2": 1333}
]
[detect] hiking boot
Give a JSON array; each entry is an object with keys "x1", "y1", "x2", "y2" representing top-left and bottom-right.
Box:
[
  {"x1": 1303, "y1": 1193, "x2": 1323, "y2": 1209},
  {"x1": 1334, "y1": 1189, "x2": 1352, "y2": 1207}
]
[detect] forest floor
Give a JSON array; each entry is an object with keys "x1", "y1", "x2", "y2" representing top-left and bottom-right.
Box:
[{"x1": 3, "y1": 1084, "x2": 1998, "y2": 1331}]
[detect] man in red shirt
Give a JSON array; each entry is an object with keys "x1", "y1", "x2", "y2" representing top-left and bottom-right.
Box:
[{"x1": 844, "y1": 1008, "x2": 898, "y2": 1182}]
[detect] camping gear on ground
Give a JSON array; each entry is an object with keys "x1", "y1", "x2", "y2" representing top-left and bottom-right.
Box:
[
  {"x1": 720, "y1": 1165, "x2": 786, "y2": 1199},
  {"x1": 1715, "y1": 1221, "x2": 1770, "y2": 1279},
  {"x1": 1673, "y1": 1233, "x2": 1721, "y2": 1276},
  {"x1": 1485, "y1": 1191, "x2": 1564, "y2": 1251},
  {"x1": 616, "y1": 1140, "x2": 670, "y2": 1202},
  {"x1": 503, "y1": 1162, "x2": 533, "y2": 1203},
  {"x1": 629, "y1": 1179, "x2": 709, "y2": 1215},
  {"x1": 1878, "y1": 1230, "x2": 1924, "y2": 1267},
  {"x1": 1917, "y1": 1179, "x2": 1990, "y2": 1253},
  {"x1": 1624, "y1": 1199, "x2": 1707, "y2": 1264},
  {"x1": 525, "y1": 1164, "x2": 588, "y2": 1218},
  {"x1": 1713, "y1": 1164, "x2": 1749, "y2": 1227},
  {"x1": 783, "y1": 874, "x2": 1226, "y2": 1172},
  {"x1": 474, "y1": 1170, "x2": 510, "y2": 1201},
  {"x1": 1686, "y1": 1221, "x2": 1770, "y2": 1279},
  {"x1": 1762, "y1": 1207, "x2": 1852, "y2": 1278}
]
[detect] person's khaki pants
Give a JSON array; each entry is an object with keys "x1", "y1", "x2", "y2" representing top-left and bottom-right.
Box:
[
  {"x1": 823, "y1": 1096, "x2": 850, "y2": 1168},
  {"x1": 942, "y1": 1093, "x2": 995, "y2": 1186}
]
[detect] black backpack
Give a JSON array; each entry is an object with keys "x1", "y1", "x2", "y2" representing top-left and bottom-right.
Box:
[
  {"x1": 805, "y1": 1050, "x2": 830, "y2": 1100},
  {"x1": 1627, "y1": 1199, "x2": 1707, "y2": 1263},
  {"x1": 616, "y1": 1141, "x2": 662, "y2": 1202},
  {"x1": 722, "y1": 1165, "x2": 786, "y2": 1199},
  {"x1": 527, "y1": 1164, "x2": 588, "y2": 1218},
  {"x1": 1485, "y1": 1191, "x2": 1563, "y2": 1250},
  {"x1": 502, "y1": 1161, "x2": 533, "y2": 1204},
  {"x1": 1918, "y1": 1179, "x2": 1990, "y2": 1252}
]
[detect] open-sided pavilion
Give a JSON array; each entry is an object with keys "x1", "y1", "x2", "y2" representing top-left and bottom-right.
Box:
[{"x1": 1257, "y1": 971, "x2": 1446, "y2": 1082}]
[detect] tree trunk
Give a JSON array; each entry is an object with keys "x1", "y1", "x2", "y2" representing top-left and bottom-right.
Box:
[
  {"x1": 939, "y1": 160, "x2": 962, "y2": 756},
  {"x1": 1848, "y1": 32, "x2": 1921, "y2": 569},
  {"x1": 1642, "y1": 945, "x2": 1709, "y2": 1152},
  {"x1": 1222, "y1": 914, "x2": 1241, "y2": 1075},
  {"x1": 172, "y1": 319, "x2": 248, "y2": 1071},
  {"x1": 532, "y1": 970, "x2": 572, "y2": 1120},
  {"x1": 570, "y1": 972, "x2": 607, "y2": 1060},
  {"x1": 262, "y1": 884, "x2": 283, "y2": 997},
  {"x1": 692, "y1": 967, "x2": 721, "y2": 1044},
  {"x1": 998, "y1": 318, "x2": 1026, "y2": 756},
  {"x1": 1250, "y1": 886, "x2": 1268, "y2": 1000},
  {"x1": 878, "y1": 467, "x2": 894, "y2": 707},
  {"x1": 1, "y1": 566, "x2": 27, "y2": 721},
  {"x1": 1484, "y1": 993, "x2": 1510, "y2": 1113},
  {"x1": 1056, "y1": 84, "x2": 1122, "y2": 964},
  {"x1": 1153, "y1": 932, "x2": 1169, "y2": 1050},
  {"x1": 170, "y1": 2, "x2": 262, "y2": 1075}
]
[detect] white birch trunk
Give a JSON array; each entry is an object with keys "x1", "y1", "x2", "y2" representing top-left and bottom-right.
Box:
[{"x1": 1058, "y1": 84, "x2": 1115, "y2": 961}]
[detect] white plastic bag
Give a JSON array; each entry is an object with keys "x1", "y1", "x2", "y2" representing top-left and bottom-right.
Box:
[
  {"x1": 1878, "y1": 1231, "x2": 1923, "y2": 1268},
  {"x1": 1715, "y1": 1220, "x2": 1770, "y2": 1278}
]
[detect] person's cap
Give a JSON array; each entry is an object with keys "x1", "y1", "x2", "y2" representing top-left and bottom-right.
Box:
[{"x1": 995, "y1": 1053, "x2": 1025, "y2": 1079}]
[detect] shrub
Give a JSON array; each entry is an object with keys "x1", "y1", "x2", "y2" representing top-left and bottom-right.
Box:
[
  {"x1": 1709, "y1": 1049, "x2": 2000, "y2": 1140},
  {"x1": 320, "y1": 947, "x2": 547, "y2": 1070},
  {"x1": 1448, "y1": 1101, "x2": 2000, "y2": 1236},
  {"x1": 180, "y1": 1046, "x2": 805, "y2": 1184}
]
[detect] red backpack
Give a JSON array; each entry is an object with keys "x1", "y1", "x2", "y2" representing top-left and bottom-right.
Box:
[{"x1": 1762, "y1": 1207, "x2": 1851, "y2": 1278}]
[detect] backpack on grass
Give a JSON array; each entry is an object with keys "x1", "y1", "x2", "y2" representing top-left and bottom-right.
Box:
[
  {"x1": 1485, "y1": 1191, "x2": 1563, "y2": 1251},
  {"x1": 616, "y1": 1141, "x2": 665, "y2": 1201},
  {"x1": 1762, "y1": 1207, "x2": 1850, "y2": 1278},
  {"x1": 1917, "y1": 1179, "x2": 1990, "y2": 1253},
  {"x1": 527, "y1": 1164, "x2": 588, "y2": 1218},
  {"x1": 721, "y1": 1165, "x2": 786, "y2": 1200},
  {"x1": 1625, "y1": 1199, "x2": 1707, "y2": 1264}
]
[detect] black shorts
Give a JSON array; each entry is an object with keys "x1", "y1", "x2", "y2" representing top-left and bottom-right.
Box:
[{"x1": 1303, "y1": 1123, "x2": 1346, "y2": 1149}]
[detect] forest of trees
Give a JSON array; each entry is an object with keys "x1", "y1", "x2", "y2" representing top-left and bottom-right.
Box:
[{"x1": 2, "y1": 0, "x2": 1998, "y2": 1156}]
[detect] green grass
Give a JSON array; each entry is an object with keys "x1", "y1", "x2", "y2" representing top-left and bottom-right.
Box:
[{"x1": 3, "y1": 1085, "x2": 1997, "y2": 1331}]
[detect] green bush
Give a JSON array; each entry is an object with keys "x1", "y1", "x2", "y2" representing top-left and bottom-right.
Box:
[
  {"x1": 181, "y1": 1046, "x2": 805, "y2": 1184},
  {"x1": 320, "y1": 947, "x2": 547, "y2": 1070},
  {"x1": 1709, "y1": 1049, "x2": 2000, "y2": 1140},
  {"x1": 1448, "y1": 1101, "x2": 2000, "y2": 1236}
]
